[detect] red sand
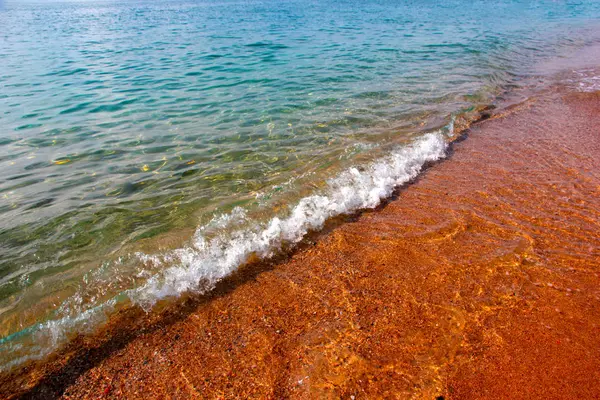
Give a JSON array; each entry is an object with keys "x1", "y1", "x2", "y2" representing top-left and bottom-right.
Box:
[{"x1": 2, "y1": 87, "x2": 600, "y2": 399}]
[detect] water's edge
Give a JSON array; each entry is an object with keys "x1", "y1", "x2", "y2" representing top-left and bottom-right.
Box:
[{"x1": 0, "y1": 93, "x2": 524, "y2": 375}]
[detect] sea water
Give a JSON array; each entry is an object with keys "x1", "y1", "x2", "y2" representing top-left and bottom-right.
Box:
[{"x1": 1, "y1": 0, "x2": 600, "y2": 369}]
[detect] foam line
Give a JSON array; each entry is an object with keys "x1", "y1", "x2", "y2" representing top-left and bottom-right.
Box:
[
  {"x1": 128, "y1": 130, "x2": 449, "y2": 308},
  {"x1": 0, "y1": 127, "x2": 451, "y2": 370}
]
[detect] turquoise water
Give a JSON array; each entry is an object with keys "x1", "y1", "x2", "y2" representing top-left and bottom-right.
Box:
[{"x1": 1, "y1": 0, "x2": 600, "y2": 369}]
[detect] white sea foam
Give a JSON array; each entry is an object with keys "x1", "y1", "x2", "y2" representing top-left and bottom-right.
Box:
[
  {"x1": 127, "y1": 129, "x2": 449, "y2": 308},
  {"x1": 567, "y1": 68, "x2": 600, "y2": 92},
  {"x1": 578, "y1": 75, "x2": 600, "y2": 92},
  {"x1": 0, "y1": 298, "x2": 116, "y2": 371},
  {"x1": 0, "y1": 127, "x2": 450, "y2": 370}
]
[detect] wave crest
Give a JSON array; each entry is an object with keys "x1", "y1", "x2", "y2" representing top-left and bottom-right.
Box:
[{"x1": 129, "y1": 131, "x2": 449, "y2": 308}]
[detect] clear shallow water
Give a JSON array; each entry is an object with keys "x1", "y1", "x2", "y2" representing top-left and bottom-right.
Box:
[{"x1": 1, "y1": 0, "x2": 600, "y2": 369}]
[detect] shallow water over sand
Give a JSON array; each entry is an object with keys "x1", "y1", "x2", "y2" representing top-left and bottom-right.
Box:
[
  {"x1": 2, "y1": 71, "x2": 599, "y2": 399},
  {"x1": 2, "y1": 0, "x2": 600, "y2": 370}
]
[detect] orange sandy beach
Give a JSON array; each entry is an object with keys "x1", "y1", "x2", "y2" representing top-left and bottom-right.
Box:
[{"x1": 2, "y1": 81, "x2": 600, "y2": 399}]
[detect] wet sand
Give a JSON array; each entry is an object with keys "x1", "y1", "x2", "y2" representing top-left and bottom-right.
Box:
[{"x1": 2, "y1": 85, "x2": 600, "y2": 399}]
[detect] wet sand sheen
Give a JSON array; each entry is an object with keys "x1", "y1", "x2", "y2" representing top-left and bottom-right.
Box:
[{"x1": 2, "y1": 86, "x2": 600, "y2": 398}]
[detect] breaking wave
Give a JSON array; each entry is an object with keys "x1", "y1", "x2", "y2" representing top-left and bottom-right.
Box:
[
  {"x1": 129, "y1": 130, "x2": 449, "y2": 307},
  {"x1": 0, "y1": 126, "x2": 451, "y2": 371}
]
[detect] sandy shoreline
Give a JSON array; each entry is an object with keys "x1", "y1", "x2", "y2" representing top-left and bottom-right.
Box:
[{"x1": 2, "y1": 83, "x2": 600, "y2": 398}]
